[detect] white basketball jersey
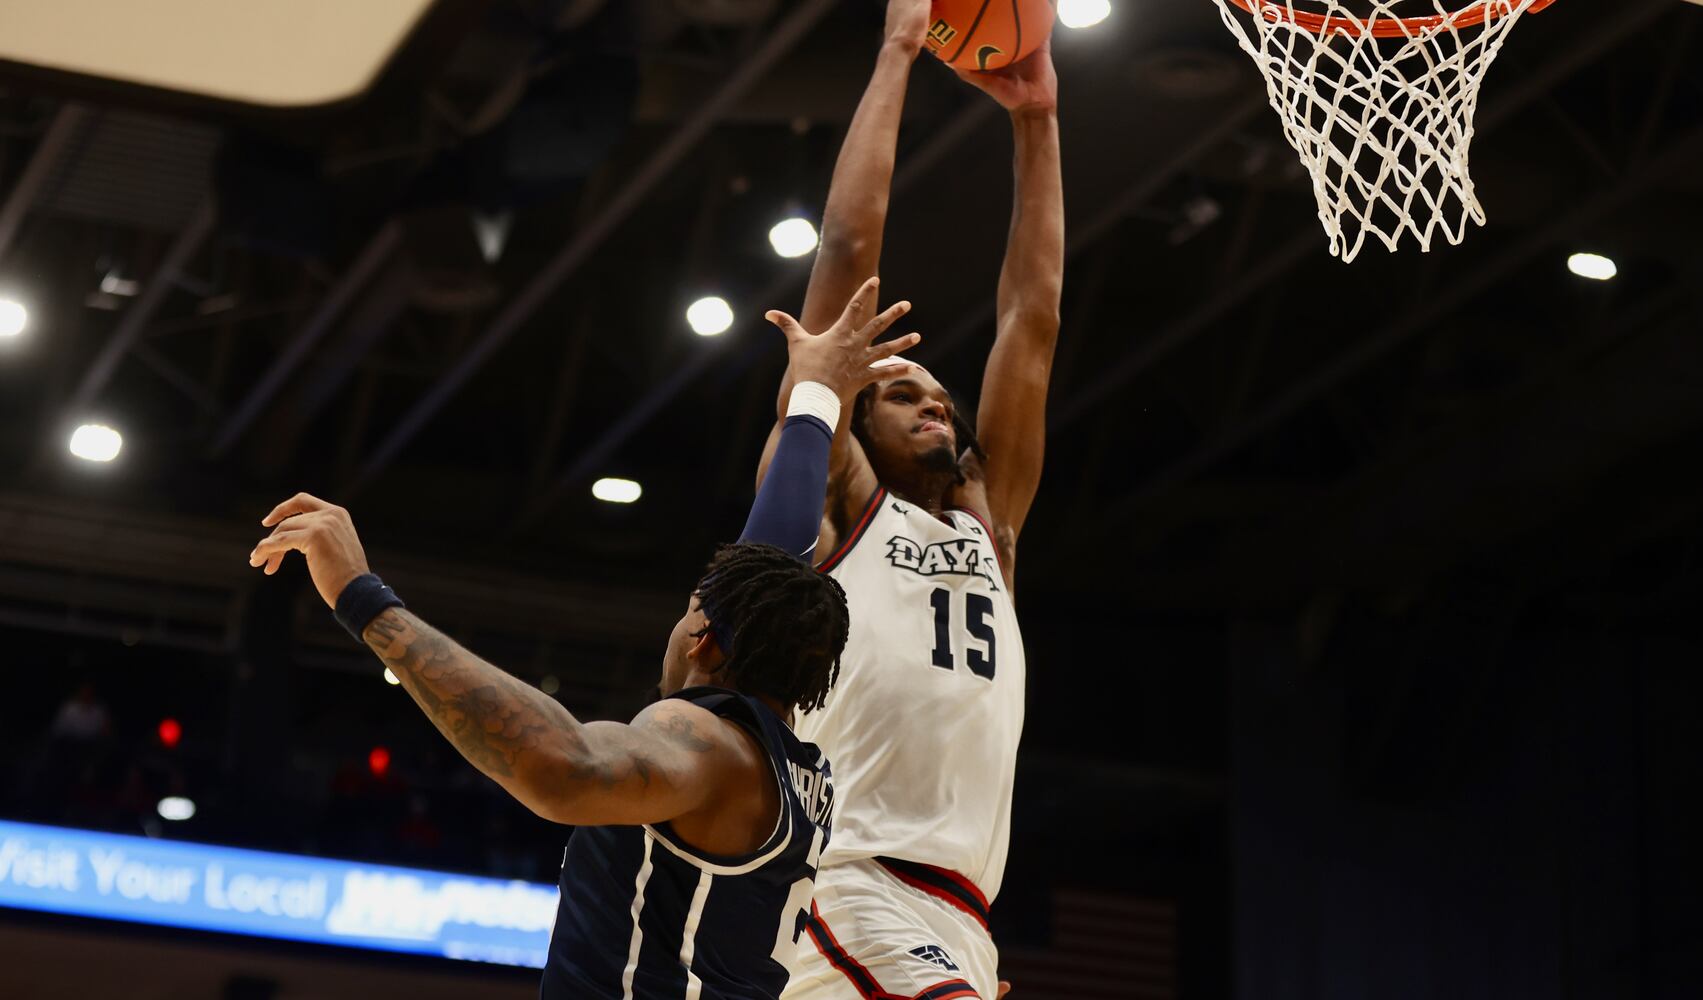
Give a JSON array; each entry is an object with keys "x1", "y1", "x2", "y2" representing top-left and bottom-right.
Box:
[{"x1": 798, "y1": 486, "x2": 1025, "y2": 901}]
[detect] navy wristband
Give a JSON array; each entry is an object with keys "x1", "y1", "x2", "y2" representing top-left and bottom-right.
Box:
[{"x1": 334, "y1": 573, "x2": 405, "y2": 643}]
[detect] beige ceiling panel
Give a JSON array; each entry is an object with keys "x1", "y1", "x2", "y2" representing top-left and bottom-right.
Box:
[{"x1": 0, "y1": 0, "x2": 436, "y2": 107}]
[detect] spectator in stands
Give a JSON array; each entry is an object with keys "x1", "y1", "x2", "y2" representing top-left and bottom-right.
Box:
[{"x1": 49, "y1": 681, "x2": 111, "y2": 742}]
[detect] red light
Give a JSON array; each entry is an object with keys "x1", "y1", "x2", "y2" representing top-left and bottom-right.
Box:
[
  {"x1": 368, "y1": 746, "x2": 390, "y2": 778},
  {"x1": 158, "y1": 718, "x2": 182, "y2": 748}
]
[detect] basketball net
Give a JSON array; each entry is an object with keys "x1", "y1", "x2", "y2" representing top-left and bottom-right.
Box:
[{"x1": 1210, "y1": 0, "x2": 1548, "y2": 262}]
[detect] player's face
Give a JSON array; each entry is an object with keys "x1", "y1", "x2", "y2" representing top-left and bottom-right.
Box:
[{"x1": 862, "y1": 375, "x2": 958, "y2": 473}]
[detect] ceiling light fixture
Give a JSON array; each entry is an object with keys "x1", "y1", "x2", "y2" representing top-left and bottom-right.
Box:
[
  {"x1": 768, "y1": 217, "x2": 819, "y2": 258},
  {"x1": 1059, "y1": 0, "x2": 1112, "y2": 29},
  {"x1": 686, "y1": 296, "x2": 734, "y2": 336},
  {"x1": 69, "y1": 424, "x2": 123, "y2": 463},
  {"x1": 1567, "y1": 252, "x2": 1617, "y2": 281},
  {"x1": 157, "y1": 796, "x2": 196, "y2": 821},
  {"x1": 592, "y1": 478, "x2": 643, "y2": 504},
  {"x1": 0, "y1": 298, "x2": 26, "y2": 338}
]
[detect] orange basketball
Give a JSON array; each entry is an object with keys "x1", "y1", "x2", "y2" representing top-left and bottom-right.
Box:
[{"x1": 924, "y1": 0, "x2": 1056, "y2": 73}]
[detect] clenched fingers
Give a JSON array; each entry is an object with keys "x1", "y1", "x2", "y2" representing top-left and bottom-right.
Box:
[
  {"x1": 262, "y1": 491, "x2": 335, "y2": 528},
  {"x1": 249, "y1": 528, "x2": 311, "y2": 573}
]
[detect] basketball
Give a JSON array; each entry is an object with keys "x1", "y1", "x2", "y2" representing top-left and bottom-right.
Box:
[{"x1": 924, "y1": 0, "x2": 1057, "y2": 73}]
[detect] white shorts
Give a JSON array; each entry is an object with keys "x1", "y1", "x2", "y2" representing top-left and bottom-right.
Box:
[{"x1": 783, "y1": 858, "x2": 998, "y2": 1000}]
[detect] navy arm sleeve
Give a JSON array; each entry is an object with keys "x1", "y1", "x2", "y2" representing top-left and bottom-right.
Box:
[{"x1": 738, "y1": 413, "x2": 833, "y2": 559}]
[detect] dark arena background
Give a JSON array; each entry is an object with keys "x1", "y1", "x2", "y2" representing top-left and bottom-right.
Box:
[{"x1": 2, "y1": 2, "x2": 1701, "y2": 998}]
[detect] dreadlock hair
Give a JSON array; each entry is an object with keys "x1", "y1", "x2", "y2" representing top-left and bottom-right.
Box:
[
  {"x1": 849, "y1": 380, "x2": 987, "y2": 487},
  {"x1": 693, "y1": 542, "x2": 849, "y2": 714}
]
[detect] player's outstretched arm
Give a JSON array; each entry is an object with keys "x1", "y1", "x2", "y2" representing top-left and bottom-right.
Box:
[
  {"x1": 361, "y1": 608, "x2": 745, "y2": 827},
  {"x1": 757, "y1": 0, "x2": 930, "y2": 500},
  {"x1": 955, "y1": 44, "x2": 1064, "y2": 565},
  {"x1": 245, "y1": 494, "x2": 748, "y2": 828},
  {"x1": 800, "y1": 0, "x2": 927, "y2": 334}
]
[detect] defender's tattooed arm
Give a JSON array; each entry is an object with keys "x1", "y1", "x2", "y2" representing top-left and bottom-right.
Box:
[
  {"x1": 362, "y1": 606, "x2": 718, "y2": 826},
  {"x1": 244, "y1": 492, "x2": 750, "y2": 829}
]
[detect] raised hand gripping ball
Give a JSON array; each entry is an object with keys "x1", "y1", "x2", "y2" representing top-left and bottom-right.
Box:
[{"x1": 924, "y1": 0, "x2": 1057, "y2": 72}]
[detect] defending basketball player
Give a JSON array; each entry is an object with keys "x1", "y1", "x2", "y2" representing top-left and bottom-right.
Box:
[
  {"x1": 248, "y1": 279, "x2": 921, "y2": 999},
  {"x1": 759, "y1": 4, "x2": 1063, "y2": 1000}
]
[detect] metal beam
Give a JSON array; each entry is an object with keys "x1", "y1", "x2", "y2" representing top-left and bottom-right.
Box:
[
  {"x1": 207, "y1": 221, "x2": 401, "y2": 458},
  {"x1": 289, "y1": 258, "x2": 414, "y2": 425},
  {"x1": 527, "y1": 303, "x2": 595, "y2": 489},
  {"x1": 1106, "y1": 125, "x2": 1703, "y2": 517},
  {"x1": 0, "y1": 104, "x2": 88, "y2": 262},
  {"x1": 1049, "y1": 0, "x2": 1674, "y2": 434},
  {"x1": 1628, "y1": 14, "x2": 1698, "y2": 167},
  {"x1": 63, "y1": 197, "x2": 216, "y2": 418},
  {"x1": 131, "y1": 340, "x2": 221, "y2": 415},
  {"x1": 347, "y1": 0, "x2": 839, "y2": 498}
]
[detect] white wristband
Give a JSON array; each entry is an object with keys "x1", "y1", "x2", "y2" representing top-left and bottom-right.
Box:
[{"x1": 787, "y1": 381, "x2": 842, "y2": 428}]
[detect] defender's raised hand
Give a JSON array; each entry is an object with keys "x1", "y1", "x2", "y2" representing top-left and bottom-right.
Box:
[
  {"x1": 249, "y1": 492, "x2": 373, "y2": 609},
  {"x1": 765, "y1": 276, "x2": 920, "y2": 400}
]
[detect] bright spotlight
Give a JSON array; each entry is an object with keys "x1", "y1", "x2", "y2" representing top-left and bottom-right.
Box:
[
  {"x1": 1059, "y1": 0, "x2": 1112, "y2": 29},
  {"x1": 592, "y1": 477, "x2": 643, "y2": 504},
  {"x1": 0, "y1": 298, "x2": 25, "y2": 338},
  {"x1": 768, "y1": 217, "x2": 819, "y2": 258},
  {"x1": 1568, "y1": 252, "x2": 1618, "y2": 281},
  {"x1": 383, "y1": 667, "x2": 401, "y2": 686},
  {"x1": 157, "y1": 796, "x2": 196, "y2": 821},
  {"x1": 69, "y1": 423, "x2": 123, "y2": 463},
  {"x1": 686, "y1": 296, "x2": 734, "y2": 337}
]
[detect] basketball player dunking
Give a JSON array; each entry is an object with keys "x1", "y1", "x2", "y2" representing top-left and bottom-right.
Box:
[
  {"x1": 761, "y1": 4, "x2": 1064, "y2": 1000},
  {"x1": 248, "y1": 280, "x2": 922, "y2": 1000}
]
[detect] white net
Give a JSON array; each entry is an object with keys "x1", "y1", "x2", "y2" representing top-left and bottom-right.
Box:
[{"x1": 1210, "y1": 0, "x2": 1546, "y2": 261}]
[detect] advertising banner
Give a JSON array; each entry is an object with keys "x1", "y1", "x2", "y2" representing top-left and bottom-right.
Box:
[{"x1": 0, "y1": 819, "x2": 557, "y2": 967}]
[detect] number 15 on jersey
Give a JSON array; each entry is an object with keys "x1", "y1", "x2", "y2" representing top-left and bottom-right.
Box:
[{"x1": 928, "y1": 587, "x2": 996, "y2": 680}]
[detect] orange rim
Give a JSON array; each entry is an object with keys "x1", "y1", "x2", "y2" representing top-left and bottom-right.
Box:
[{"x1": 1223, "y1": 0, "x2": 1558, "y2": 39}]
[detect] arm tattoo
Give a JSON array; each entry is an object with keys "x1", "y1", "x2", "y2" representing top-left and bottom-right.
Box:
[
  {"x1": 363, "y1": 609, "x2": 726, "y2": 819},
  {"x1": 657, "y1": 712, "x2": 715, "y2": 752},
  {"x1": 364, "y1": 609, "x2": 611, "y2": 787}
]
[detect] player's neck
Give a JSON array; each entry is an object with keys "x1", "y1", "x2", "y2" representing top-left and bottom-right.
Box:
[
  {"x1": 875, "y1": 450, "x2": 960, "y2": 520},
  {"x1": 885, "y1": 479, "x2": 952, "y2": 520}
]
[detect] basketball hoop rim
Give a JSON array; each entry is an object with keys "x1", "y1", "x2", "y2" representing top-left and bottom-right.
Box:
[{"x1": 1222, "y1": 0, "x2": 1558, "y2": 39}]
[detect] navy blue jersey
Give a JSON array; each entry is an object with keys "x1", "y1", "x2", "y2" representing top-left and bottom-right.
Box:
[{"x1": 541, "y1": 686, "x2": 834, "y2": 1000}]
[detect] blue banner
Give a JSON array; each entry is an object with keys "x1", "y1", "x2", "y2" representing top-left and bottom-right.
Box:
[{"x1": 0, "y1": 819, "x2": 557, "y2": 968}]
